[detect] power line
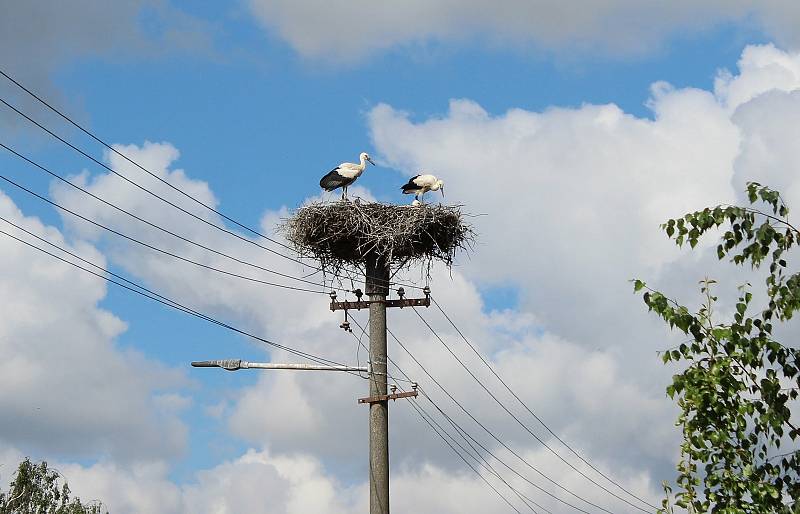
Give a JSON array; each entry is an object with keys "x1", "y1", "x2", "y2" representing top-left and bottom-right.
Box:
[
  {"x1": 412, "y1": 306, "x2": 654, "y2": 513},
  {"x1": 348, "y1": 315, "x2": 602, "y2": 514},
  {"x1": 413, "y1": 382, "x2": 589, "y2": 514},
  {"x1": 363, "y1": 324, "x2": 593, "y2": 514},
  {"x1": 384, "y1": 324, "x2": 609, "y2": 514},
  {"x1": 407, "y1": 390, "x2": 548, "y2": 514},
  {"x1": 415, "y1": 387, "x2": 586, "y2": 514},
  {"x1": 406, "y1": 394, "x2": 526, "y2": 514},
  {"x1": 414, "y1": 401, "x2": 533, "y2": 510},
  {"x1": 419, "y1": 393, "x2": 552, "y2": 514},
  {"x1": 0, "y1": 92, "x2": 377, "y2": 291},
  {"x1": 347, "y1": 317, "x2": 548, "y2": 514},
  {"x1": 0, "y1": 141, "x2": 357, "y2": 294},
  {"x1": 430, "y1": 296, "x2": 658, "y2": 511},
  {"x1": 0, "y1": 212, "x2": 323, "y2": 302},
  {"x1": 0, "y1": 167, "x2": 325, "y2": 295},
  {"x1": 0, "y1": 222, "x2": 363, "y2": 377},
  {"x1": 349, "y1": 315, "x2": 420, "y2": 386},
  {"x1": 350, "y1": 315, "x2": 568, "y2": 508},
  {"x1": 0, "y1": 71, "x2": 423, "y2": 292},
  {"x1": 0, "y1": 220, "x2": 210, "y2": 317}
]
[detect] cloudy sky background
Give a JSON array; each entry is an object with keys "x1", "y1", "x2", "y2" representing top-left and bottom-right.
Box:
[{"x1": 2, "y1": 2, "x2": 800, "y2": 513}]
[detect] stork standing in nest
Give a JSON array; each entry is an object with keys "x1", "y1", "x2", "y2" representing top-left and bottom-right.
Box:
[
  {"x1": 401, "y1": 174, "x2": 444, "y2": 203},
  {"x1": 320, "y1": 152, "x2": 375, "y2": 200}
]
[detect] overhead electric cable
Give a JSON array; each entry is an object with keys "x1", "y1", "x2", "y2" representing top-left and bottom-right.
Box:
[
  {"x1": 346, "y1": 319, "x2": 547, "y2": 514},
  {"x1": 0, "y1": 225, "x2": 363, "y2": 376},
  {"x1": 416, "y1": 381, "x2": 594, "y2": 514},
  {"x1": 0, "y1": 210, "x2": 324, "y2": 296},
  {"x1": 430, "y1": 296, "x2": 658, "y2": 511},
  {"x1": 0, "y1": 166, "x2": 327, "y2": 295},
  {"x1": 350, "y1": 320, "x2": 578, "y2": 514},
  {"x1": 385, "y1": 325, "x2": 609, "y2": 514},
  {"x1": 347, "y1": 315, "x2": 600, "y2": 514},
  {"x1": 406, "y1": 394, "x2": 528, "y2": 514},
  {"x1": 415, "y1": 386, "x2": 583, "y2": 514},
  {"x1": 407, "y1": 391, "x2": 547, "y2": 514},
  {"x1": 424, "y1": 391, "x2": 553, "y2": 514},
  {"x1": 0, "y1": 222, "x2": 210, "y2": 318},
  {"x1": 412, "y1": 306, "x2": 653, "y2": 513}
]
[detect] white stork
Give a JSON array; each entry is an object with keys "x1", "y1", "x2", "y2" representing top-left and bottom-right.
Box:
[
  {"x1": 319, "y1": 152, "x2": 375, "y2": 200},
  {"x1": 401, "y1": 174, "x2": 444, "y2": 202}
]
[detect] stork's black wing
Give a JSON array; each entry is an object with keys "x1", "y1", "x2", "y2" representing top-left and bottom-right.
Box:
[
  {"x1": 320, "y1": 168, "x2": 354, "y2": 191},
  {"x1": 400, "y1": 175, "x2": 422, "y2": 193}
]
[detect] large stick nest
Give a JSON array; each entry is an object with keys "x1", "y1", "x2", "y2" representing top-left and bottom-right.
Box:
[{"x1": 281, "y1": 201, "x2": 473, "y2": 273}]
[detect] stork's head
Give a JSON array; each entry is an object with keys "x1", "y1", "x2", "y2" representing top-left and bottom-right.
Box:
[
  {"x1": 361, "y1": 152, "x2": 375, "y2": 166},
  {"x1": 433, "y1": 179, "x2": 445, "y2": 197}
]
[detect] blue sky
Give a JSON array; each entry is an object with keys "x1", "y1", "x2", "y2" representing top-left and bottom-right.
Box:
[{"x1": 2, "y1": 2, "x2": 800, "y2": 513}]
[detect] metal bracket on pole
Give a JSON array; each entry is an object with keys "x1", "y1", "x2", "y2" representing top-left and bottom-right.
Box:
[
  {"x1": 329, "y1": 286, "x2": 431, "y2": 311},
  {"x1": 358, "y1": 384, "x2": 419, "y2": 404},
  {"x1": 191, "y1": 359, "x2": 368, "y2": 373},
  {"x1": 358, "y1": 390, "x2": 418, "y2": 404}
]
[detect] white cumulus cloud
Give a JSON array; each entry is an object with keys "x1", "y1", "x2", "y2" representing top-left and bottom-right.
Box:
[{"x1": 0, "y1": 191, "x2": 188, "y2": 462}]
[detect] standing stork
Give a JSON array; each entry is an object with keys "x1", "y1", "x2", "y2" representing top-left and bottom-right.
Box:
[
  {"x1": 401, "y1": 174, "x2": 444, "y2": 202},
  {"x1": 319, "y1": 152, "x2": 375, "y2": 200}
]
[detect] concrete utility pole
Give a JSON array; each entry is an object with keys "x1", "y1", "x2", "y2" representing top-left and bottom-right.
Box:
[
  {"x1": 328, "y1": 257, "x2": 428, "y2": 514},
  {"x1": 329, "y1": 269, "x2": 428, "y2": 514},
  {"x1": 366, "y1": 255, "x2": 390, "y2": 514}
]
